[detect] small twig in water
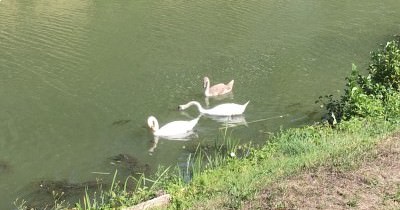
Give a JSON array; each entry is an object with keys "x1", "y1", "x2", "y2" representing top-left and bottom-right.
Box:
[{"x1": 91, "y1": 172, "x2": 111, "y2": 175}]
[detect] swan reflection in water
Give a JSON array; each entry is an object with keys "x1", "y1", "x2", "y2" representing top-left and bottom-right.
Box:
[
  {"x1": 148, "y1": 132, "x2": 198, "y2": 153},
  {"x1": 207, "y1": 115, "x2": 248, "y2": 128},
  {"x1": 179, "y1": 111, "x2": 248, "y2": 129}
]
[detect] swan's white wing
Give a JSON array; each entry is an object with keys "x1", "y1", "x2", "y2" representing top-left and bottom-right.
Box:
[
  {"x1": 155, "y1": 120, "x2": 197, "y2": 136},
  {"x1": 207, "y1": 103, "x2": 245, "y2": 116},
  {"x1": 157, "y1": 131, "x2": 197, "y2": 141}
]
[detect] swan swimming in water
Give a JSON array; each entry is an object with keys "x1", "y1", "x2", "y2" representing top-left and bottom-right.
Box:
[
  {"x1": 203, "y1": 76, "x2": 234, "y2": 97},
  {"x1": 147, "y1": 115, "x2": 200, "y2": 137},
  {"x1": 178, "y1": 101, "x2": 249, "y2": 116}
]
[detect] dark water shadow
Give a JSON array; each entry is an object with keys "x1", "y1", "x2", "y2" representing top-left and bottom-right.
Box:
[
  {"x1": 111, "y1": 119, "x2": 132, "y2": 126},
  {"x1": 108, "y1": 153, "x2": 150, "y2": 176},
  {"x1": 20, "y1": 178, "x2": 103, "y2": 209},
  {"x1": 284, "y1": 102, "x2": 323, "y2": 125},
  {"x1": 0, "y1": 160, "x2": 11, "y2": 174}
]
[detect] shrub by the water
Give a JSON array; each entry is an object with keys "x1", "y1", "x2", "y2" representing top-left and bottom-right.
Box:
[{"x1": 318, "y1": 39, "x2": 400, "y2": 122}]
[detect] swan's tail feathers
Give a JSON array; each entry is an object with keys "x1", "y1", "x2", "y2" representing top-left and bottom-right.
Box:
[
  {"x1": 191, "y1": 115, "x2": 201, "y2": 127},
  {"x1": 193, "y1": 115, "x2": 201, "y2": 122},
  {"x1": 228, "y1": 80, "x2": 234, "y2": 89},
  {"x1": 244, "y1": 101, "x2": 250, "y2": 107}
]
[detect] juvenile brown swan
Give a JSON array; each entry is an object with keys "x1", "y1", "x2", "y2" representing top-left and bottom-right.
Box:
[{"x1": 203, "y1": 76, "x2": 234, "y2": 97}]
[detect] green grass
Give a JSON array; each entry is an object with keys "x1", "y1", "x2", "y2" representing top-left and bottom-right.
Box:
[{"x1": 165, "y1": 117, "x2": 398, "y2": 209}]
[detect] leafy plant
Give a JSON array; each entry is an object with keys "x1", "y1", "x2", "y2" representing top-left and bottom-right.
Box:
[
  {"x1": 369, "y1": 40, "x2": 400, "y2": 90},
  {"x1": 318, "y1": 39, "x2": 400, "y2": 123}
]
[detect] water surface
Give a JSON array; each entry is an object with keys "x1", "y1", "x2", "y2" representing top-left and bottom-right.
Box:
[{"x1": 1, "y1": 0, "x2": 400, "y2": 208}]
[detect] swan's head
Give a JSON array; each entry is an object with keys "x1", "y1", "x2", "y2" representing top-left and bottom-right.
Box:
[
  {"x1": 147, "y1": 116, "x2": 159, "y2": 132},
  {"x1": 203, "y1": 76, "x2": 210, "y2": 89},
  {"x1": 178, "y1": 101, "x2": 202, "y2": 112}
]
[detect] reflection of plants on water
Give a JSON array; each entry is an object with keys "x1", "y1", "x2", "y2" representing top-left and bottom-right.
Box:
[
  {"x1": 17, "y1": 179, "x2": 102, "y2": 209},
  {"x1": 16, "y1": 169, "x2": 165, "y2": 209},
  {"x1": 38, "y1": 180, "x2": 99, "y2": 195},
  {"x1": 0, "y1": 160, "x2": 11, "y2": 174},
  {"x1": 109, "y1": 153, "x2": 150, "y2": 175},
  {"x1": 111, "y1": 119, "x2": 132, "y2": 126},
  {"x1": 15, "y1": 169, "x2": 171, "y2": 210},
  {"x1": 16, "y1": 153, "x2": 154, "y2": 209}
]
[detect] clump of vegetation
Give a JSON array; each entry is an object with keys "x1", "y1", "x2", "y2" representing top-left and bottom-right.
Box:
[
  {"x1": 318, "y1": 39, "x2": 400, "y2": 123},
  {"x1": 74, "y1": 170, "x2": 168, "y2": 209}
]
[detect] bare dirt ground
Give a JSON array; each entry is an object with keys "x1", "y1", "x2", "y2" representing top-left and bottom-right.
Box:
[{"x1": 244, "y1": 134, "x2": 400, "y2": 210}]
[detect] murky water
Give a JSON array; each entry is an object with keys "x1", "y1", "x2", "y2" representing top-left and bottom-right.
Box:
[{"x1": 1, "y1": 0, "x2": 399, "y2": 208}]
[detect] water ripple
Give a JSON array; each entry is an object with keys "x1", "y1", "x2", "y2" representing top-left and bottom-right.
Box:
[{"x1": 0, "y1": 1, "x2": 92, "y2": 96}]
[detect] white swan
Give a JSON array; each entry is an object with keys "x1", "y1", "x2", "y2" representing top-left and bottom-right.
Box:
[
  {"x1": 178, "y1": 101, "x2": 249, "y2": 116},
  {"x1": 147, "y1": 115, "x2": 200, "y2": 137},
  {"x1": 203, "y1": 76, "x2": 234, "y2": 97}
]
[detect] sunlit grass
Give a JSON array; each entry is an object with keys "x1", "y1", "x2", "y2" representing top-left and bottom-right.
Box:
[{"x1": 169, "y1": 117, "x2": 398, "y2": 209}]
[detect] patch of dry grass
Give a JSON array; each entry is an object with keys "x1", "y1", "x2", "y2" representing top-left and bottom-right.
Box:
[{"x1": 244, "y1": 134, "x2": 400, "y2": 210}]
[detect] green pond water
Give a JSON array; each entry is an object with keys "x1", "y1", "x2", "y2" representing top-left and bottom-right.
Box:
[{"x1": 0, "y1": 0, "x2": 399, "y2": 208}]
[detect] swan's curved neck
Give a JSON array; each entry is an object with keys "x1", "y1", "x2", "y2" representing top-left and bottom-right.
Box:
[
  {"x1": 147, "y1": 116, "x2": 159, "y2": 133},
  {"x1": 204, "y1": 85, "x2": 210, "y2": 96},
  {"x1": 185, "y1": 101, "x2": 206, "y2": 113},
  {"x1": 151, "y1": 118, "x2": 159, "y2": 132},
  {"x1": 204, "y1": 78, "x2": 210, "y2": 95}
]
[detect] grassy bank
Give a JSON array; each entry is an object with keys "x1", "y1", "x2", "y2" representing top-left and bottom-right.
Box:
[
  {"x1": 16, "y1": 39, "x2": 400, "y2": 209},
  {"x1": 166, "y1": 117, "x2": 398, "y2": 209},
  {"x1": 244, "y1": 130, "x2": 400, "y2": 209}
]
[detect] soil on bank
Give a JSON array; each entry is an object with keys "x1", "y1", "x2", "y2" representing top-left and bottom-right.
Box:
[{"x1": 244, "y1": 134, "x2": 400, "y2": 210}]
